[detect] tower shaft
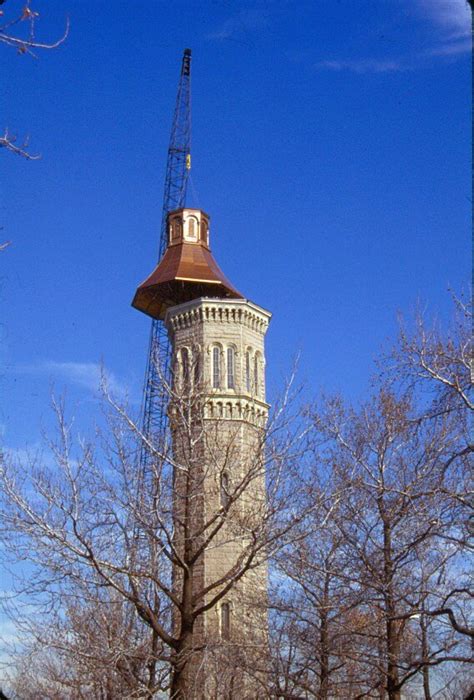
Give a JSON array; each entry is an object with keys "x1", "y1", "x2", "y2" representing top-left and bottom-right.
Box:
[{"x1": 166, "y1": 297, "x2": 271, "y2": 697}]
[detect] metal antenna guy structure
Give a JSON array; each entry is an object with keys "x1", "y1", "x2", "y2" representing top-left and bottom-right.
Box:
[{"x1": 140, "y1": 49, "x2": 191, "y2": 461}]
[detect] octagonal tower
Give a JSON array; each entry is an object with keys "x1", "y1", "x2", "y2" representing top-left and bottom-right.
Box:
[{"x1": 132, "y1": 208, "x2": 271, "y2": 697}]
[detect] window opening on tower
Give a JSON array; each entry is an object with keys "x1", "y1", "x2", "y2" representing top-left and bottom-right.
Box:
[
  {"x1": 200, "y1": 220, "x2": 208, "y2": 244},
  {"x1": 254, "y1": 354, "x2": 259, "y2": 396},
  {"x1": 193, "y1": 348, "x2": 201, "y2": 387},
  {"x1": 181, "y1": 347, "x2": 190, "y2": 391},
  {"x1": 227, "y1": 347, "x2": 235, "y2": 389},
  {"x1": 221, "y1": 472, "x2": 230, "y2": 508},
  {"x1": 245, "y1": 351, "x2": 251, "y2": 392},
  {"x1": 212, "y1": 347, "x2": 221, "y2": 389},
  {"x1": 221, "y1": 602, "x2": 231, "y2": 640},
  {"x1": 188, "y1": 217, "x2": 197, "y2": 239}
]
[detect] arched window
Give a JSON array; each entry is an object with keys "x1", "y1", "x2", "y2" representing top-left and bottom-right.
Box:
[
  {"x1": 254, "y1": 355, "x2": 259, "y2": 396},
  {"x1": 193, "y1": 347, "x2": 201, "y2": 387},
  {"x1": 181, "y1": 347, "x2": 190, "y2": 391},
  {"x1": 221, "y1": 472, "x2": 230, "y2": 508},
  {"x1": 171, "y1": 218, "x2": 181, "y2": 242},
  {"x1": 245, "y1": 351, "x2": 251, "y2": 392},
  {"x1": 221, "y1": 602, "x2": 231, "y2": 640},
  {"x1": 212, "y1": 347, "x2": 221, "y2": 389},
  {"x1": 227, "y1": 347, "x2": 235, "y2": 389},
  {"x1": 200, "y1": 219, "x2": 208, "y2": 244}
]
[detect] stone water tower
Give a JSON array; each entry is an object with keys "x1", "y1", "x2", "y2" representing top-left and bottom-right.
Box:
[{"x1": 133, "y1": 207, "x2": 271, "y2": 696}]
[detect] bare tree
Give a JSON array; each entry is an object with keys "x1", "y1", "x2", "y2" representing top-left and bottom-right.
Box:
[
  {"x1": 0, "y1": 364, "x2": 319, "y2": 698},
  {"x1": 0, "y1": 0, "x2": 68, "y2": 159},
  {"x1": 274, "y1": 389, "x2": 471, "y2": 699},
  {"x1": 272, "y1": 294, "x2": 472, "y2": 700},
  {"x1": 2, "y1": 295, "x2": 470, "y2": 698},
  {"x1": 388, "y1": 291, "x2": 472, "y2": 414},
  {"x1": 6, "y1": 588, "x2": 163, "y2": 699},
  {"x1": 270, "y1": 493, "x2": 365, "y2": 699}
]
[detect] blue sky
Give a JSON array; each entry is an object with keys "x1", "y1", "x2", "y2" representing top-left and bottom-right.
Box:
[{"x1": 0, "y1": 0, "x2": 471, "y2": 454}]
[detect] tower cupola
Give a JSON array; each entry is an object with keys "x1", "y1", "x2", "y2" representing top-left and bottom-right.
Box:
[
  {"x1": 168, "y1": 208, "x2": 209, "y2": 246},
  {"x1": 132, "y1": 207, "x2": 243, "y2": 320}
]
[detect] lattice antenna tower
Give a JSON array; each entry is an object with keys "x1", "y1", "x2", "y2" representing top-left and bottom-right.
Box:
[{"x1": 140, "y1": 49, "x2": 192, "y2": 458}]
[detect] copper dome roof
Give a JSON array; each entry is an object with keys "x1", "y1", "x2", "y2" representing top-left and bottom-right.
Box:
[{"x1": 132, "y1": 208, "x2": 243, "y2": 320}]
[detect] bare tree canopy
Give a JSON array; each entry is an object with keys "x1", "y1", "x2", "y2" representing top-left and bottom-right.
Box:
[
  {"x1": 269, "y1": 293, "x2": 472, "y2": 700},
  {"x1": 0, "y1": 365, "x2": 322, "y2": 698},
  {"x1": 0, "y1": 294, "x2": 472, "y2": 699}
]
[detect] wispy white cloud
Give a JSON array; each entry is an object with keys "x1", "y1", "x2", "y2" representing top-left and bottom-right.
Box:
[
  {"x1": 1, "y1": 444, "x2": 63, "y2": 475},
  {"x1": 2, "y1": 443, "x2": 43, "y2": 465},
  {"x1": 0, "y1": 616, "x2": 20, "y2": 674},
  {"x1": 426, "y1": 36, "x2": 472, "y2": 57},
  {"x1": 0, "y1": 616, "x2": 21, "y2": 648},
  {"x1": 417, "y1": 0, "x2": 471, "y2": 39},
  {"x1": 206, "y1": 8, "x2": 268, "y2": 43},
  {"x1": 313, "y1": 0, "x2": 471, "y2": 76},
  {"x1": 314, "y1": 58, "x2": 407, "y2": 74},
  {"x1": 416, "y1": 0, "x2": 471, "y2": 57},
  {"x1": 15, "y1": 361, "x2": 128, "y2": 398}
]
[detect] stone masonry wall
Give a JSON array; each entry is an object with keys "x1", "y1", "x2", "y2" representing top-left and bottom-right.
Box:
[{"x1": 166, "y1": 297, "x2": 271, "y2": 698}]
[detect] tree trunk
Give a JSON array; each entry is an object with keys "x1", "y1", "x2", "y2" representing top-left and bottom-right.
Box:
[
  {"x1": 145, "y1": 612, "x2": 160, "y2": 698},
  {"x1": 380, "y1": 499, "x2": 401, "y2": 700},
  {"x1": 420, "y1": 614, "x2": 432, "y2": 700},
  {"x1": 385, "y1": 602, "x2": 401, "y2": 700},
  {"x1": 170, "y1": 626, "x2": 195, "y2": 699},
  {"x1": 318, "y1": 571, "x2": 330, "y2": 700},
  {"x1": 170, "y1": 553, "x2": 196, "y2": 700}
]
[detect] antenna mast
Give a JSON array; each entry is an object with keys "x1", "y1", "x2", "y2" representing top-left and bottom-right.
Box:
[{"x1": 140, "y1": 49, "x2": 192, "y2": 458}]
